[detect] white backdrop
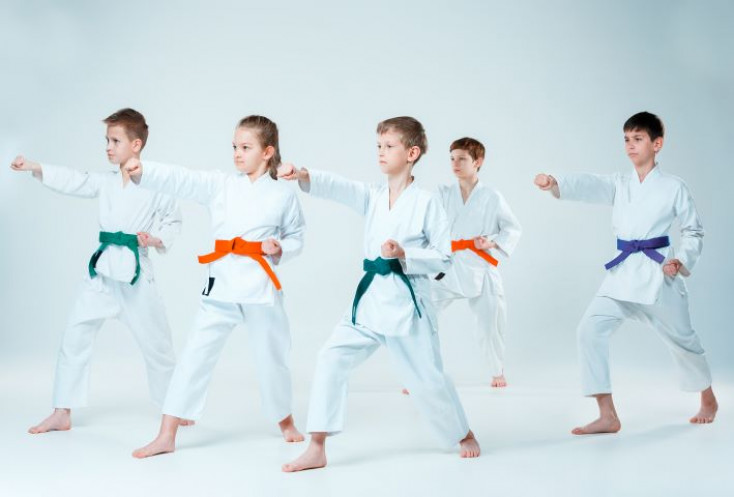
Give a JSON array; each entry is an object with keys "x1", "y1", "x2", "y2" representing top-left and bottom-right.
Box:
[{"x1": 1, "y1": 0, "x2": 732, "y2": 400}]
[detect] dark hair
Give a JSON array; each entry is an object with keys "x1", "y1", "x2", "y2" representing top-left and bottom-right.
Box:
[
  {"x1": 376, "y1": 116, "x2": 428, "y2": 165},
  {"x1": 623, "y1": 111, "x2": 664, "y2": 141},
  {"x1": 238, "y1": 115, "x2": 281, "y2": 179},
  {"x1": 103, "y1": 108, "x2": 149, "y2": 149}
]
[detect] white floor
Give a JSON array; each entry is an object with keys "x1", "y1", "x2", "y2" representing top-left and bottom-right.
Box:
[{"x1": 1, "y1": 361, "x2": 732, "y2": 497}]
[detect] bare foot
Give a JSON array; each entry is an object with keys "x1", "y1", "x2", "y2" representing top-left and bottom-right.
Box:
[
  {"x1": 132, "y1": 434, "x2": 175, "y2": 459},
  {"x1": 690, "y1": 387, "x2": 718, "y2": 424},
  {"x1": 279, "y1": 415, "x2": 305, "y2": 443},
  {"x1": 282, "y1": 437, "x2": 327, "y2": 472},
  {"x1": 491, "y1": 375, "x2": 507, "y2": 388},
  {"x1": 459, "y1": 431, "x2": 480, "y2": 458},
  {"x1": 571, "y1": 416, "x2": 621, "y2": 435},
  {"x1": 28, "y1": 409, "x2": 71, "y2": 434},
  {"x1": 179, "y1": 419, "x2": 196, "y2": 427},
  {"x1": 401, "y1": 388, "x2": 410, "y2": 395}
]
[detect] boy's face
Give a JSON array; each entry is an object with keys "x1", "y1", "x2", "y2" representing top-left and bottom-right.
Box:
[
  {"x1": 450, "y1": 149, "x2": 482, "y2": 180},
  {"x1": 232, "y1": 127, "x2": 273, "y2": 175},
  {"x1": 106, "y1": 125, "x2": 140, "y2": 165},
  {"x1": 377, "y1": 130, "x2": 419, "y2": 175},
  {"x1": 624, "y1": 129, "x2": 663, "y2": 168}
]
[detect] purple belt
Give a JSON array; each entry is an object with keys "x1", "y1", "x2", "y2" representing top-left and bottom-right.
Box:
[{"x1": 604, "y1": 236, "x2": 670, "y2": 270}]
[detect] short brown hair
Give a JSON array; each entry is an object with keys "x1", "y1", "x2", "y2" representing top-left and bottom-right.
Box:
[
  {"x1": 376, "y1": 116, "x2": 428, "y2": 165},
  {"x1": 237, "y1": 115, "x2": 281, "y2": 180},
  {"x1": 103, "y1": 108, "x2": 149, "y2": 149},
  {"x1": 450, "y1": 137, "x2": 485, "y2": 161}
]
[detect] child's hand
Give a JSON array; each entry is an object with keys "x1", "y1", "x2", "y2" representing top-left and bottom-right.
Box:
[
  {"x1": 124, "y1": 158, "x2": 143, "y2": 184},
  {"x1": 534, "y1": 173, "x2": 557, "y2": 190},
  {"x1": 663, "y1": 259, "x2": 682, "y2": 277},
  {"x1": 10, "y1": 155, "x2": 41, "y2": 173},
  {"x1": 381, "y1": 239, "x2": 405, "y2": 259},
  {"x1": 137, "y1": 232, "x2": 163, "y2": 248},
  {"x1": 473, "y1": 236, "x2": 497, "y2": 251},
  {"x1": 261, "y1": 238, "x2": 283, "y2": 257},
  {"x1": 277, "y1": 163, "x2": 298, "y2": 180}
]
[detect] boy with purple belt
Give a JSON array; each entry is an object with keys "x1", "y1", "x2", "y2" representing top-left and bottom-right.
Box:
[{"x1": 534, "y1": 111, "x2": 717, "y2": 434}]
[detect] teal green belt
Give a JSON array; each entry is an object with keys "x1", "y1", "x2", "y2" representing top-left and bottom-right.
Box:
[
  {"x1": 351, "y1": 257, "x2": 422, "y2": 325},
  {"x1": 88, "y1": 231, "x2": 141, "y2": 285}
]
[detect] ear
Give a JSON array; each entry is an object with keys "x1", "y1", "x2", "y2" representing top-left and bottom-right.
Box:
[
  {"x1": 263, "y1": 145, "x2": 275, "y2": 161},
  {"x1": 474, "y1": 157, "x2": 484, "y2": 171},
  {"x1": 131, "y1": 138, "x2": 143, "y2": 153},
  {"x1": 407, "y1": 146, "x2": 421, "y2": 163},
  {"x1": 653, "y1": 136, "x2": 664, "y2": 153}
]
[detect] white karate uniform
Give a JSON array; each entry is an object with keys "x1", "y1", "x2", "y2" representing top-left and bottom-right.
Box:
[
  {"x1": 432, "y1": 181, "x2": 522, "y2": 377},
  {"x1": 554, "y1": 166, "x2": 712, "y2": 395},
  {"x1": 37, "y1": 163, "x2": 181, "y2": 408},
  {"x1": 139, "y1": 162, "x2": 304, "y2": 421},
  {"x1": 304, "y1": 169, "x2": 470, "y2": 448}
]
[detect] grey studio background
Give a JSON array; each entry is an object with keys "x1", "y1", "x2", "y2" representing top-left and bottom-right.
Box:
[{"x1": 0, "y1": 1, "x2": 732, "y2": 495}]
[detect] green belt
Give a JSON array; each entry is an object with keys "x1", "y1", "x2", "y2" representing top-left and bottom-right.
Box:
[
  {"x1": 88, "y1": 231, "x2": 141, "y2": 285},
  {"x1": 351, "y1": 257, "x2": 422, "y2": 325}
]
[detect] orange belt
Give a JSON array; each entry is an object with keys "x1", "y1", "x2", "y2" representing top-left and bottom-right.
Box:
[
  {"x1": 198, "y1": 237, "x2": 282, "y2": 290},
  {"x1": 451, "y1": 239, "x2": 499, "y2": 267}
]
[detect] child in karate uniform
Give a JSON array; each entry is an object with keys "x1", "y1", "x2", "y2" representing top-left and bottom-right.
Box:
[
  {"x1": 129, "y1": 115, "x2": 306, "y2": 458},
  {"x1": 433, "y1": 137, "x2": 521, "y2": 388},
  {"x1": 534, "y1": 111, "x2": 718, "y2": 434},
  {"x1": 280, "y1": 117, "x2": 480, "y2": 472},
  {"x1": 11, "y1": 108, "x2": 182, "y2": 434}
]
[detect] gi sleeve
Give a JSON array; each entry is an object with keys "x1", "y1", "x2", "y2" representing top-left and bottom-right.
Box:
[
  {"x1": 38, "y1": 163, "x2": 106, "y2": 198},
  {"x1": 140, "y1": 161, "x2": 222, "y2": 205},
  {"x1": 672, "y1": 181, "x2": 704, "y2": 277},
  {"x1": 307, "y1": 169, "x2": 372, "y2": 216},
  {"x1": 555, "y1": 172, "x2": 617, "y2": 206},
  {"x1": 150, "y1": 193, "x2": 182, "y2": 254},
  {"x1": 403, "y1": 195, "x2": 451, "y2": 275},
  {"x1": 275, "y1": 188, "x2": 306, "y2": 265},
  {"x1": 490, "y1": 192, "x2": 522, "y2": 258}
]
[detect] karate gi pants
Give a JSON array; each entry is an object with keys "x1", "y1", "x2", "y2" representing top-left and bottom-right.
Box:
[
  {"x1": 306, "y1": 315, "x2": 470, "y2": 448},
  {"x1": 162, "y1": 297, "x2": 293, "y2": 422},
  {"x1": 433, "y1": 277, "x2": 507, "y2": 377},
  {"x1": 53, "y1": 275, "x2": 176, "y2": 408},
  {"x1": 578, "y1": 278, "x2": 712, "y2": 395}
]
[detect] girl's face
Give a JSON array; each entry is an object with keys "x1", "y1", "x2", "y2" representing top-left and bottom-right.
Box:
[{"x1": 232, "y1": 126, "x2": 273, "y2": 176}]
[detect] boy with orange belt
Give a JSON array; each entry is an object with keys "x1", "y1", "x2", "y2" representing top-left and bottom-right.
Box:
[{"x1": 433, "y1": 138, "x2": 521, "y2": 387}]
